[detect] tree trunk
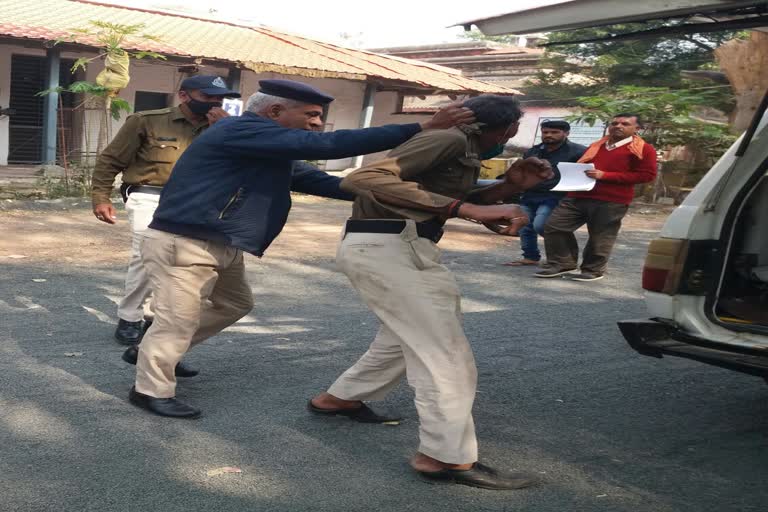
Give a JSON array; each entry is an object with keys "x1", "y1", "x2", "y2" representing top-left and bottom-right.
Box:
[
  {"x1": 96, "y1": 96, "x2": 111, "y2": 155},
  {"x1": 715, "y1": 31, "x2": 768, "y2": 132}
]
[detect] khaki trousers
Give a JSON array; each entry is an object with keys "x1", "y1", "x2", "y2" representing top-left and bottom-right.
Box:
[
  {"x1": 328, "y1": 221, "x2": 479, "y2": 464},
  {"x1": 135, "y1": 229, "x2": 254, "y2": 398}
]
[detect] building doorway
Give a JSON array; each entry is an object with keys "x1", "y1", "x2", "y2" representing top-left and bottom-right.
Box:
[{"x1": 8, "y1": 54, "x2": 76, "y2": 164}]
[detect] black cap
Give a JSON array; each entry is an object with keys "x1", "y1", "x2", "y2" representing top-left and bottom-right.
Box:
[
  {"x1": 180, "y1": 75, "x2": 241, "y2": 98},
  {"x1": 540, "y1": 119, "x2": 571, "y2": 131},
  {"x1": 258, "y1": 79, "x2": 334, "y2": 105}
]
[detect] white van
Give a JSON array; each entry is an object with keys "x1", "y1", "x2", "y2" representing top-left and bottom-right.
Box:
[{"x1": 619, "y1": 100, "x2": 768, "y2": 380}]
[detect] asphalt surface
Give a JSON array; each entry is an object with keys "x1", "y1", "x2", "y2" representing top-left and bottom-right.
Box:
[{"x1": 1, "y1": 200, "x2": 766, "y2": 512}]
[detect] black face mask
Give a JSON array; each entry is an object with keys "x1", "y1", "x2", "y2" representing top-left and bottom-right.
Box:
[{"x1": 186, "y1": 98, "x2": 221, "y2": 115}]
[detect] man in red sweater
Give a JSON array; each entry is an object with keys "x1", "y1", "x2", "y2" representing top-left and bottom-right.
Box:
[{"x1": 535, "y1": 113, "x2": 657, "y2": 281}]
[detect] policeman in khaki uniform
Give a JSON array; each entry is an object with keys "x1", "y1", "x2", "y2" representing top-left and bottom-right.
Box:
[
  {"x1": 91, "y1": 75, "x2": 241, "y2": 347},
  {"x1": 123, "y1": 79, "x2": 475, "y2": 419},
  {"x1": 309, "y1": 95, "x2": 553, "y2": 490}
]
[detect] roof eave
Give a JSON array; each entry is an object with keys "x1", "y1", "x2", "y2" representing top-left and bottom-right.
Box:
[{"x1": 455, "y1": 0, "x2": 767, "y2": 35}]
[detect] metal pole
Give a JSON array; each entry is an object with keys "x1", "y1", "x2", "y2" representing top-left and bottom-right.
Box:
[
  {"x1": 42, "y1": 47, "x2": 60, "y2": 164},
  {"x1": 352, "y1": 83, "x2": 377, "y2": 168}
]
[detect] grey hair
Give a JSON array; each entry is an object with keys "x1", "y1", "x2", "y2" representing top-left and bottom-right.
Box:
[
  {"x1": 463, "y1": 95, "x2": 523, "y2": 130},
  {"x1": 245, "y1": 92, "x2": 302, "y2": 114}
]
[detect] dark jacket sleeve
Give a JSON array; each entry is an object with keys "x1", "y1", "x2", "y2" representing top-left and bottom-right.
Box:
[
  {"x1": 290, "y1": 161, "x2": 355, "y2": 201},
  {"x1": 223, "y1": 118, "x2": 422, "y2": 161}
]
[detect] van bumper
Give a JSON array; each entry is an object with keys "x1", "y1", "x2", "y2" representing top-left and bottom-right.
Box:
[{"x1": 618, "y1": 319, "x2": 768, "y2": 379}]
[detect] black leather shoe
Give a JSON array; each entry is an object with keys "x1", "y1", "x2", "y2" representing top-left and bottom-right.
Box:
[
  {"x1": 307, "y1": 400, "x2": 402, "y2": 424},
  {"x1": 122, "y1": 345, "x2": 199, "y2": 378},
  {"x1": 114, "y1": 319, "x2": 143, "y2": 345},
  {"x1": 418, "y1": 462, "x2": 539, "y2": 490},
  {"x1": 128, "y1": 387, "x2": 201, "y2": 418}
]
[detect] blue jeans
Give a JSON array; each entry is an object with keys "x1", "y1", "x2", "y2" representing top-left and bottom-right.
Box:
[{"x1": 519, "y1": 197, "x2": 560, "y2": 261}]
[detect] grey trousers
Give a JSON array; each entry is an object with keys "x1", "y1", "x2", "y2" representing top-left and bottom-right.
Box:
[{"x1": 543, "y1": 198, "x2": 629, "y2": 274}]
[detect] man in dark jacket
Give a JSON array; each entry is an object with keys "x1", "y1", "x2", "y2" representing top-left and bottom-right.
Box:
[
  {"x1": 503, "y1": 120, "x2": 586, "y2": 266},
  {"x1": 125, "y1": 79, "x2": 475, "y2": 418}
]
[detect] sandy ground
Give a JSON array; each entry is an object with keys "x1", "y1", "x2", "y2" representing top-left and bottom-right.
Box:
[{"x1": 0, "y1": 195, "x2": 671, "y2": 266}]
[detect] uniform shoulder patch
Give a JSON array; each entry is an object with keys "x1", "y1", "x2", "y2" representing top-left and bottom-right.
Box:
[{"x1": 135, "y1": 107, "x2": 173, "y2": 117}]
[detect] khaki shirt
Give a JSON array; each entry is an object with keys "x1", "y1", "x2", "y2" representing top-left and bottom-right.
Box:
[
  {"x1": 341, "y1": 125, "x2": 482, "y2": 223},
  {"x1": 91, "y1": 106, "x2": 208, "y2": 205}
]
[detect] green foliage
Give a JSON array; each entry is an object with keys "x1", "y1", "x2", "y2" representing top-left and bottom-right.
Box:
[
  {"x1": 41, "y1": 20, "x2": 165, "y2": 122},
  {"x1": 71, "y1": 57, "x2": 91, "y2": 73},
  {"x1": 518, "y1": 23, "x2": 738, "y2": 111},
  {"x1": 36, "y1": 163, "x2": 94, "y2": 198},
  {"x1": 569, "y1": 85, "x2": 736, "y2": 159},
  {"x1": 55, "y1": 21, "x2": 166, "y2": 63},
  {"x1": 109, "y1": 97, "x2": 132, "y2": 120},
  {"x1": 37, "y1": 81, "x2": 133, "y2": 119}
]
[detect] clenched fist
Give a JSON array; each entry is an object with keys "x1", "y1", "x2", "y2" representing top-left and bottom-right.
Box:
[{"x1": 504, "y1": 157, "x2": 554, "y2": 191}]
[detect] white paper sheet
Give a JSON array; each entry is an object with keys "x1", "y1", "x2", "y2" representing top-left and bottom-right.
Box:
[
  {"x1": 551, "y1": 162, "x2": 597, "y2": 192},
  {"x1": 222, "y1": 98, "x2": 243, "y2": 116}
]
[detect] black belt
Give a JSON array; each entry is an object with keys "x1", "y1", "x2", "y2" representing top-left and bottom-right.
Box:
[
  {"x1": 120, "y1": 184, "x2": 163, "y2": 202},
  {"x1": 345, "y1": 219, "x2": 443, "y2": 244}
]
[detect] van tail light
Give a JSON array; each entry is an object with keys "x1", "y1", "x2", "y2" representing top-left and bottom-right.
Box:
[{"x1": 642, "y1": 239, "x2": 690, "y2": 294}]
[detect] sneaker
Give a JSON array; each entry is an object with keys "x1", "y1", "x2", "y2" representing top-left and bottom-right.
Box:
[
  {"x1": 567, "y1": 272, "x2": 604, "y2": 282},
  {"x1": 534, "y1": 267, "x2": 576, "y2": 278}
]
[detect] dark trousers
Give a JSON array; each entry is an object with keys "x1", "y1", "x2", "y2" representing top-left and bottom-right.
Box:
[{"x1": 543, "y1": 198, "x2": 629, "y2": 274}]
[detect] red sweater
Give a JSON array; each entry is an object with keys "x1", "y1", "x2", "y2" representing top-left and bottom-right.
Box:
[{"x1": 569, "y1": 141, "x2": 657, "y2": 205}]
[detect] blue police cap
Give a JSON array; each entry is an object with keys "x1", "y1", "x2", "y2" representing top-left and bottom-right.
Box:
[
  {"x1": 180, "y1": 75, "x2": 241, "y2": 98},
  {"x1": 259, "y1": 79, "x2": 334, "y2": 105}
]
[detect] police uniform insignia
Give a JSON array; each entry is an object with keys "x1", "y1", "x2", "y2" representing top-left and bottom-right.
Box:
[{"x1": 212, "y1": 77, "x2": 227, "y2": 88}]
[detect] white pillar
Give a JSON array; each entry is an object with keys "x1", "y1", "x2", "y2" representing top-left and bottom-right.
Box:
[{"x1": 352, "y1": 83, "x2": 377, "y2": 168}]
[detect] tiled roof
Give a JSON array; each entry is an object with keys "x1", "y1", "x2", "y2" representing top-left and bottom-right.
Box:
[{"x1": 0, "y1": 0, "x2": 520, "y2": 94}]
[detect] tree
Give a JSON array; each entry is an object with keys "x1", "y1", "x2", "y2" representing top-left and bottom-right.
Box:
[
  {"x1": 523, "y1": 23, "x2": 741, "y2": 108},
  {"x1": 570, "y1": 85, "x2": 737, "y2": 201},
  {"x1": 37, "y1": 21, "x2": 165, "y2": 196},
  {"x1": 42, "y1": 21, "x2": 165, "y2": 152},
  {"x1": 569, "y1": 85, "x2": 735, "y2": 158},
  {"x1": 714, "y1": 31, "x2": 768, "y2": 130}
]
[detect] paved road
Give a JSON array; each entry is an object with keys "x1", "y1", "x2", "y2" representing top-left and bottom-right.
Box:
[{"x1": 1, "y1": 200, "x2": 766, "y2": 512}]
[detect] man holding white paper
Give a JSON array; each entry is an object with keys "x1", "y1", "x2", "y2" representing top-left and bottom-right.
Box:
[
  {"x1": 503, "y1": 120, "x2": 585, "y2": 266},
  {"x1": 535, "y1": 113, "x2": 657, "y2": 282}
]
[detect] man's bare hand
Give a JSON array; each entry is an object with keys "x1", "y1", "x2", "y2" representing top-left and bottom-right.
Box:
[
  {"x1": 421, "y1": 102, "x2": 476, "y2": 130},
  {"x1": 585, "y1": 169, "x2": 605, "y2": 180},
  {"x1": 93, "y1": 203, "x2": 117, "y2": 224},
  {"x1": 458, "y1": 202, "x2": 528, "y2": 225},
  {"x1": 206, "y1": 107, "x2": 230, "y2": 125},
  {"x1": 504, "y1": 157, "x2": 554, "y2": 191}
]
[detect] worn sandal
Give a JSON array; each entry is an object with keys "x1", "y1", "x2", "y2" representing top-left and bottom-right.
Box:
[{"x1": 418, "y1": 462, "x2": 538, "y2": 490}]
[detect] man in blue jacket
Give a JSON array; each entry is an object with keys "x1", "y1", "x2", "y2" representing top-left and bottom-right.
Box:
[{"x1": 124, "y1": 79, "x2": 475, "y2": 418}]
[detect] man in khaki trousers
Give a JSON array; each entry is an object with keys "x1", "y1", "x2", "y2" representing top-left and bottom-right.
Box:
[
  {"x1": 126, "y1": 79, "x2": 476, "y2": 418},
  {"x1": 310, "y1": 95, "x2": 553, "y2": 490}
]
